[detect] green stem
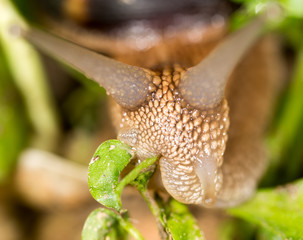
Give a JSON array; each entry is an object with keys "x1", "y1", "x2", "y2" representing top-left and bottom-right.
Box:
[
  {"x1": 116, "y1": 156, "x2": 158, "y2": 196},
  {"x1": 119, "y1": 215, "x2": 145, "y2": 240},
  {"x1": 115, "y1": 155, "x2": 167, "y2": 238},
  {"x1": 138, "y1": 189, "x2": 168, "y2": 239}
]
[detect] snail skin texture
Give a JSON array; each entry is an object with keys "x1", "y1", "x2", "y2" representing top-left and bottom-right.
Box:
[{"x1": 25, "y1": 9, "x2": 283, "y2": 208}]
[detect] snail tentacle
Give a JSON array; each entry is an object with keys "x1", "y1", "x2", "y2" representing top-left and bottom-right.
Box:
[
  {"x1": 25, "y1": 28, "x2": 153, "y2": 109},
  {"x1": 179, "y1": 14, "x2": 268, "y2": 109}
]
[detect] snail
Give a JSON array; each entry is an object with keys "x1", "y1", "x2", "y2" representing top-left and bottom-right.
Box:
[{"x1": 23, "y1": 0, "x2": 283, "y2": 208}]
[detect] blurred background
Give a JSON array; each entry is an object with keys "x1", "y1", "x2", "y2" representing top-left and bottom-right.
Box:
[
  {"x1": 0, "y1": 0, "x2": 116, "y2": 239},
  {"x1": 0, "y1": 0, "x2": 303, "y2": 239}
]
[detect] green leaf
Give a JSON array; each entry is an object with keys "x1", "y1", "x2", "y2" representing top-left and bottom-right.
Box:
[
  {"x1": 165, "y1": 199, "x2": 205, "y2": 240},
  {"x1": 228, "y1": 179, "x2": 303, "y2": 239},
  {"x1": 88, "y1": 140, "x2": 133, "y2": 211},
  {"x1": 81, "y1": 208, "x2": 127, "y2": 240}
]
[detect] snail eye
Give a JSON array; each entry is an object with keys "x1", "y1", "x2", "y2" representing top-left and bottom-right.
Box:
[{"x1": 31, "y1": 0, "x2": 235, "y2": 26}]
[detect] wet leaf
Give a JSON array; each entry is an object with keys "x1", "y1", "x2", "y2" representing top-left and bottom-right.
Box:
[
  {"x1": 88, "y1": 140, "x2": 133, "y2": 211},
  {"x1": 228, "y1": 179, "x2": 303, "y2": 239}
]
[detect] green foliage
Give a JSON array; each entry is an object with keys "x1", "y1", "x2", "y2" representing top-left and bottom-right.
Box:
[
  {"x1": 88, "y1": 140, "x2": 133, "y2": 211},
  {"x1": 264, "y1": 47, "x2": 303, "y2": 186},
  {"x1": 85, "y1": 140, "x2": 156, "y2": 239},
  {"x1": 84, "y1": 140, "x2": 204, "y2": 239},
  {"x1": 0, "y1": 0, "x2": 30, "y2": 182},
  {"x1": 230, "y1": 0, "x2": 303, "y2": 33},
  {"x1": 228, "y1": 179, "x2": 303, "y2": 239},
  {"x1": 257, "y1": 227, "x2": 284, "y2": 240},
  {"x1": 0, "y1": 49, "x2": 27, "y2": 182},
  {"x1": 232, "y1": 0, "x2": 303, "y2": 18},
  {"x1": 275, "y1": 0, "x2": 303, "y2": 17},
  {"x1": 82, "y1": 208, "x2": 128, "y2": 240},
  {"x1": 219, "y1": 218, "x2": 257, "y2": 240},
  {"x1": 0, "y1": 0, "x2": 60, "y2": 151},
  {"x1": 164, "y1": 199, "x2": 205, "y2": 240},
  {"x1": 231, "y1": 0, "x2": 303, "y2": 188},
  {"x1": 130, "y1": 164, "x2": 156, "y2": 191}
]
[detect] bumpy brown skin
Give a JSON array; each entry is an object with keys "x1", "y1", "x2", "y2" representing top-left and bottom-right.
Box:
[
  {"x1": 117, "y1": 66, "x2": 229, "y2": 206},
  {"x1": 84, "y1": 15, "x2": 283, "y2": 207},
  {"x1": 109, "y1": 35, "x2": 284, "y2": 208}
]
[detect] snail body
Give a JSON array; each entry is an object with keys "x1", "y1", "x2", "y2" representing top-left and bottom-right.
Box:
[
  {"x1": 118, "y1": 66, "x2": 229, "y2": 206},
  {"x1": 24, "y1": 0, "x2": 283, "y2": 207}
]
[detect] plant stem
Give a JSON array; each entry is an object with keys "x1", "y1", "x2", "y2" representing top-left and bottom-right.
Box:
[
  {"x1": 119, "y1": 215, "x2": 145, "y2": 240},
  {"x1": 116, "y1": 156, "x2": 158, "y2": 196},
  {"x1": 115, "y1": 155, "x2": 168, "y2": 238},
  {"x1": 138, "y1": 189, "x2": 168, "y2": 239}
]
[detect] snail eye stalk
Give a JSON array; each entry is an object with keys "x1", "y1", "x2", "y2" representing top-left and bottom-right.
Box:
[
  {"x1": 179, "y1": 10, "x2": 276, "y2": 110},
  {"x1": 25, "y1": 29, "x2": 153, "y2": 109}
]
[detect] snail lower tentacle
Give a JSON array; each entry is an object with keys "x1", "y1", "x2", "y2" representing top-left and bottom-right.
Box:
[{"x1": 193, "y1": 156, "x2": 219, "y2": 206}]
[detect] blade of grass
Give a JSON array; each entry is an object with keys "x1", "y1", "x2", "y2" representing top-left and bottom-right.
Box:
[
  {"x1": 0, "y1": 0, "x2": 60, "y2": 150},
  {"x1": 0, "y1": 48, "x2": 27, "y2": 182}
]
